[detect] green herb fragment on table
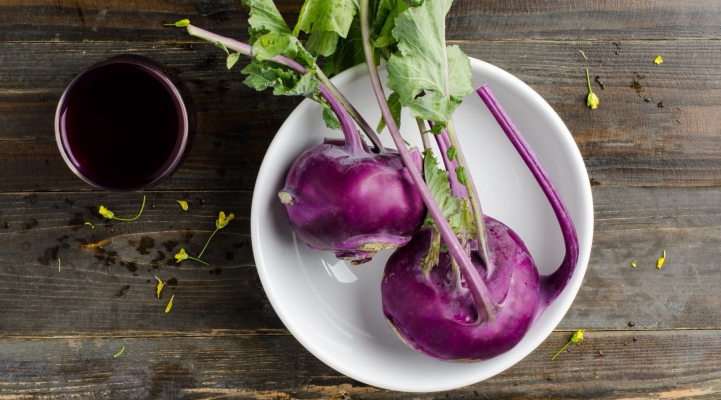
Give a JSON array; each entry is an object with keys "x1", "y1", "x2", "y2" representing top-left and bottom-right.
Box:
[
  {"x1": 113, "y1": 346, "x2": 125, "y2": 358},
  {"x1": 579, "y1": 50, "x2": 588, "y2": 60},
  {"x1": 585, "y1": 69, "x2": 599, "y2": 110},
  {"x1": 174, "y1": 248, "x2": 208, "y2": 266},
  {"x1": 155, "y1": 276, "x2": 166, "y2": 298},
  {"x1": 654, "y1": 55, "x2": 663, "y2": 65},
  {"x1": 163, "y1": 19, "x2": 190, "y2": 28},
  {"x1": 551, "y1": 329, "x2": 585, "y2": 360},
  {"x1": 165, "y1": 295, "x2": 175, "y2": 313},
  {"x1": 177, "y1": 200, "x2": 189, "y2": 211},
  {"x1": 99, "y1": 195, "x2": 146, "y2": 222},
  {"x1": 656, "y1": 250, "x2": 666, "y2": 269},
  {"x1": 85, "y1": 222, "x2": 95, "y2": 228}
]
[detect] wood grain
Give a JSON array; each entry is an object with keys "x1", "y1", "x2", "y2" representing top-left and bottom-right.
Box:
[
  {"x1": 2, "y1": 0, "x2": 721, "y2": 42},
  {"x1": 1, "y1": 330, "x2": 721, "y2": 399},
  {"x1": 0, "y1": 187, "x2": 719, "y2": 337},
  {"x1": 1, "y1": 40, "x2": 720, "y2": 191}
]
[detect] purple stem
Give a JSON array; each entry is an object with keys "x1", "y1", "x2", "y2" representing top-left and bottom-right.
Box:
[
  {"x1": 428, "y1": 122, "x2": 468, "y2": 200},
  {"x1": 476, "y1": 85, "x2": 579, "y2": 307},
  {"x1": 359, "y1": 0, "x2": 498, "y2": 320},
  {"x1": 185, "y1": 24, "x2": 381, "y2": 154}
]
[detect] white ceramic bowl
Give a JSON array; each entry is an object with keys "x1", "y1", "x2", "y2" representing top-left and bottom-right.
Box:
[{"x1": 251, "y1": 59, "x2": 593, "y2": 392}]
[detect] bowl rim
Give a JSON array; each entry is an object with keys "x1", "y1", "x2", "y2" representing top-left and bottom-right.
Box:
[{"x1": 251, "y1": 58, "x2": 594, "y2": 392}]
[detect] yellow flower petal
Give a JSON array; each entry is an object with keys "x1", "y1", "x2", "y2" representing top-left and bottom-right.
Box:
[
  {"x1": 155, "y1": 276, "x2": 166, "y2": 298},
  {"x1": 99, "y1": 206, "x2": 114, "y2": 219},
  {"x1": 165, "y1": 295, "x2": 175, "y2": 313},
  {"x1": 216, "y1": 211, "x2": 235, "y2": 229},
  {"x1": 631, "y1": 262, "x2": 637, "y2": 268},
  {"x1": 587, "y1": 92, "x2": 599, "y2": 110},
  {"x1": 175, "y1": 248, "x2": 189, "y2": 263},
  {"x1": 654, "y1": 55, "x2": 663, "y2": 65},
  {"x1": 656, "y1": 250, "x2": 666, "y2": 269},
  {"x1": 163, "y1": 19, "x2": 190, "y2": 27},
  {"x1": 571, "y1": 329, "x2": 585, "y2": 343},
  {"x1": 177, "y1": 200, "x2": 189, "y2": 211}
]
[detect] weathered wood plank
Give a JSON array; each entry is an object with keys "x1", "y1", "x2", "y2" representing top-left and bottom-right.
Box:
[
  {"x1": 1, "y1": 330, "x2": 720, "y2": 399},
  {"x1": 0, "y1": 187, "x2": 719, "y2": 336},
  {"x1": 0, "y1": 40, "x2": 719, "y2": 191},
  {"x1": 0, "y1": 191, "x2": 286, "y2": 334},
  {"x1": 2, "y1": 0, "x2": 721, "y2": 42}
]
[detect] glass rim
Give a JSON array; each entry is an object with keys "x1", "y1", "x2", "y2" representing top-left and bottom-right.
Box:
[{"x1": 54, "y1": 55, "x2": 193, "y2": 191}]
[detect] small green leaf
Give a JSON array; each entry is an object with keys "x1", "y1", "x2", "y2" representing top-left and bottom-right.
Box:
[
  {"x1": 215, "y1": 41, "x2": 230, "y2": 55},
  {"x1": 446, "y1": 146, "x2": 457, "y2": 162},
  {"x1": 227, "y1": 53, "x2": 240, "y2": 70},
  {"x1": 322, "y1": 106, "x2": 341, "y2": 130},
  {"x1": 456, "y1": 166, "x2": 467, "y2": 185},
  {"x1": 429, "y1": 123, "x2": 445, "y2": 135},
  {"x1": 420, "y1": 228, "x2": 441, "y2": 276},
  {"x1": 376, "y1": 92, "x2": 402, "y2": 133}
]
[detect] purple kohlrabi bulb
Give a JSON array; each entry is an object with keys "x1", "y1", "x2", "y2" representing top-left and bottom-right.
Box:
[
  {"x1": 382, "y1": 217, "x2": 541, "y2": 361},
  {"x1": 279, "y1": 140, "x2": 426, "y2": 264}
]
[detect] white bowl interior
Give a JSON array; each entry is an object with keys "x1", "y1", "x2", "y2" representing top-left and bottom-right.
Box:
[{"x1": 251, "y1": 60, "x2": 593, "y2": 392}]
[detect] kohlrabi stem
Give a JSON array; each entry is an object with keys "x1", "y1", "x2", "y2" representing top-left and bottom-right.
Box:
[
  {"x1": 314, "y1": 68, "x2": 386, "y2": 153},
  {"x1": 476, "y1": 85, "x2": 579, "y2": 308},
  {"x1": 429, "y1": 123, "x2": 469, "y2": 206},
  {"x1": 445, "y1": 119, "x2": 495, "y2": 277},
  {"x1": 416, "y1": 118, "x2": 433, "y2": 150},
  {"x1": 111, "y1": 196, "x2": 146, "y2": 222},
  {"x1": 360, "y1": 0, "x2": 498, "y2": 321},
  {"x1": 185, "y1": 24, "x2": 384, "y2": 153}
]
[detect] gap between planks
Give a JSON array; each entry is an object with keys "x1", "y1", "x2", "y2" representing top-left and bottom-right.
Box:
[{"x1": 0, "y1": 328, "x2": 718, "y2": 341}]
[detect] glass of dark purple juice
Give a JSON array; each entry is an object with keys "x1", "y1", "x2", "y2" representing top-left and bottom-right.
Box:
[{"x1": 55, "y1": 55, "x2": 196, "y2": 191}]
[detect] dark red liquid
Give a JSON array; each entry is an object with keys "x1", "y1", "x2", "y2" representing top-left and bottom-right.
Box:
[{"x1": 60, "y1": 62, "x2": 185, "y2": 190}]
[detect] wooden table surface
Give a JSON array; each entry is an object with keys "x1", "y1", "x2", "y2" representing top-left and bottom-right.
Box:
[{"x1": 2, "y1": 1, "x2": 721, "y2": 398}]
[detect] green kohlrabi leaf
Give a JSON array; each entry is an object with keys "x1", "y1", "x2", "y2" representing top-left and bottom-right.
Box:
[
  {"x1": 322, "y1": 14, "x2": 366, "y2": 76},
  {"x1": 422, "y1": 149, "x2": 460, "y2": 230},
  {"x1": 241, "y1": 59, "x2": 320, "y2": 98},
  {"x1": 273, "y1": 72, "x2": 320, "y2": 97},
  {"x1": 306, "y1": 31, "x2": 340, "y2": 57},
  {"x1": 242, "y1": 0, "x2": 292, "y2": 38},
  {"x1": 293, "y1": 0, "x2": 356, "y2": 37},
  {"x1": 227, "y1": 53, "x2": 240, "y2": 69},
  {"x1": 322, "y1": 105, "x2": 341, "y2": 130},
  {"x1": 292, "y1": 0, "x2": 356, "y2": 56},
  {"x1": 251, "y1": 31, "x2": 295, "y2": 61},
  {"x1": 420, "y1": 228, "x2": 441, "y2": 276},
  {"x1": 372, "y1": 0, "x2": 409, "y2": 49},
  {"x1": 376, "y1": 92, "x2": 401, "y2": 133},
  {"x1": 449, "y1": 198, "x2": 476, "y2": 244},
  {"x1": 386, "y1": 0, "x2": 473, "y2": 127},
  {"x1": 216, "y1": 42, "x2": 230, "y2": 55}
]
